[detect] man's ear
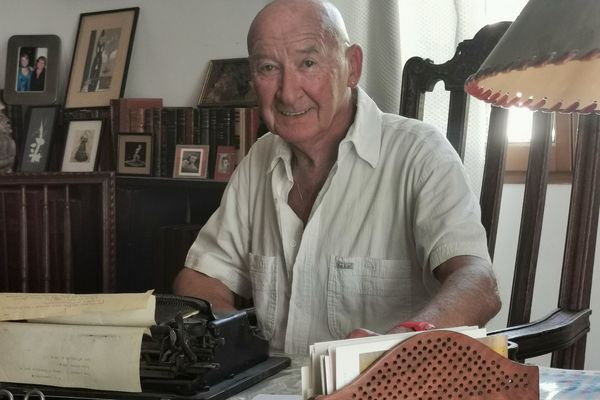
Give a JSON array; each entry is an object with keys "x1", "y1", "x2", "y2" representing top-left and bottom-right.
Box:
[{"x1": 346, "y1": 44, "x2": 363, "y2": 88}]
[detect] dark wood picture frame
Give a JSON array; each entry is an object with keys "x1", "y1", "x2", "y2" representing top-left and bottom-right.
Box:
[
  {"x1": 60, "y1": 119, "x2": 103, "y2": 172},
  {"x1": 214, "y1": 145, "x2": 236, "y2": 181},
  {"x1": 173, "y1": 144, "x2": 209, "y2": 178},
  {"x1": 198, "y1": 58, "x2": 257, "y2": 107},
  {"x1": 64, "y1": 7, "x2": 139, "y2": 108},
  {"x1": 117, "y1": 133, "x2": 152, "y2": 175},
  {"x1": 18, "y1": 106, "x2": 59, "y2": 172},
  {"x1": 3, "y1": 35, "x2": 61, "y2": 105}
]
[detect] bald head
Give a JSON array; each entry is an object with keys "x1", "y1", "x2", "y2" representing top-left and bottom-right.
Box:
[{"x1": 247, "y1": 0, "x2": 350, "y2": 54}]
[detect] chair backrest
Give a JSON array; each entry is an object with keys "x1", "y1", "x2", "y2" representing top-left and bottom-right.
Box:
[
  {"x1": 0, "y1": 172, "x2": 116, "y2": 293},
  {"x1": 399, "y1": 22, "x2": 596, "y2": 369}
]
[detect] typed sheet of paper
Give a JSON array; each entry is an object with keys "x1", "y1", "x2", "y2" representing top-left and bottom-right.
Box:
[{"x1": 0, "y1": 322, "x2": 145, "y2": 392}]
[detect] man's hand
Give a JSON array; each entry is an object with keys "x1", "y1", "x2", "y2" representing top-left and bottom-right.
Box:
[{"x1": 345, "y1": 328, "x2": 379, "y2": 339}]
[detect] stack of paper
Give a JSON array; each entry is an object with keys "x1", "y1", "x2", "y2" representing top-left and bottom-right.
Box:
[
  {"x1": 302, "y1": 326, "x2": 488, "y2": 398},
  {"x1": 0, "y1": 291, "x2": 156, "y2": 393}
]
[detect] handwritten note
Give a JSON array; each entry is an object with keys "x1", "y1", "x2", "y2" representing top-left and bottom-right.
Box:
[{"x1": 0, "y1": 322, "x2": 145, "y2": 392}]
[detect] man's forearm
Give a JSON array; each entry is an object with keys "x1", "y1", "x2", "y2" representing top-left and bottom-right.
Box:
[
  {"x1": 389, "y1": 255, "x2": 501, "y2": 333},
  {"x1": 173, "y1": 267, "x2": 237, "y2": 312}
]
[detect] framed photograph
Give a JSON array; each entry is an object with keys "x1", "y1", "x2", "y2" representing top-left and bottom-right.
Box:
[
  {"x1": 214, "y1": 145, "x2": 236, "y2": 181},
  {"x1": 117, "y1": 133, "x2": 152, "y2": 175},
  {"x1": 61, "y1": 120, "x2": 103, "y2": 172},
  {"x1": 198, "y1": 58, "x2": 257, "y2": 107},
  {"x1": 18, "y1": 106, "x2": 59, "y2": 172},
  {"x1": 173, "y1": 144, "x2": 209, "y2": 178},
  {"x1": 64, "y1": 7, "x2": 139, "y2": 108},
  {"x1": 3, "y1": 35, "x2": 61, "y2": 105}
]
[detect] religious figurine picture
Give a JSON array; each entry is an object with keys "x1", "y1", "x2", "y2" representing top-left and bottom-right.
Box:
[
  {"x1": 18, "y1": 106, "x2": 58, "y2": 172},
  {"x1": 61, "y1": 120, "x2": 103, "y2": 172},
  {"x1": 117, "y1": 133, "x2": 152, "y2": 175}
]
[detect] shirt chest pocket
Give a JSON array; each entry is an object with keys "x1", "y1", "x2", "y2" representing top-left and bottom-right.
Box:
[
  {"x1": 327, "y1": 256, "x2": 413, "y2": 338},
  {"x1": 248, "y1": 253, "x2": 278, "y2": 340}
]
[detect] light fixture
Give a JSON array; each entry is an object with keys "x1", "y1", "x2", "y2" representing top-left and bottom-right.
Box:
[{"x1": 465, "y1": 0, "x2": 600, "y2": 114}]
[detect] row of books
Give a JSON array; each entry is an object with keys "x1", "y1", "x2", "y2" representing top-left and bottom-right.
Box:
[{"x1": 110, "y1": 98, "x2": 265, "y2": 179}]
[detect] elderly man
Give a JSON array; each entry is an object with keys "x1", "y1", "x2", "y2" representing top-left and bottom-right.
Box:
[{"x1": 174, "y1": 0, "x2": 500, "y2": 354}]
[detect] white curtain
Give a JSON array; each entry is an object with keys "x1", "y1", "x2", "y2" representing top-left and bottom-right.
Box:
[{"x1": 332, "y1": 0, "x2": 527, "y2": 196}]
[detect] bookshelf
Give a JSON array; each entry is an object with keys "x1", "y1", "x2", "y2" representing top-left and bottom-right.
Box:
[{"x1": 115, "y1": 176, "x2": 226, "y2": 293}]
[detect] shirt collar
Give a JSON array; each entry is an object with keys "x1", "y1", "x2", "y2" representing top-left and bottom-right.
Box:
[{"x1": 267, "y1": 87, "x2": 384, "y2": 174}]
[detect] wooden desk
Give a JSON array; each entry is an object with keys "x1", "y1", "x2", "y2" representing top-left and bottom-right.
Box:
[{"x1": 230, "y1": 355, "x2": 600, "y2": 400}]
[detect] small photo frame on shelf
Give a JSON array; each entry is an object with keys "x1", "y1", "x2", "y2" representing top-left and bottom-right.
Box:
[
  {"x1": 117, "y1": 133, "x2": 152, "y2": 175},
  {"x1": 198, "y1": 58, "x2": 257, "y2": 107},
  {"x1": 3, "y1": 35, "x2": 61, "y2": 105},
  {"x1": 64, "y1": 7, "x2": 139, "y2": 108},
  {"x1": 61, "y1": 119, "x2": 103, "y2": 172},
  {"x1": 18, "y1": 105, "x2": 59, "y2": 172},
  {"x1": 214, "y1": 145, "x2": 236, "y2": 181},
  {"x1": 173, "y1": 144, "x2": 209, "y2": 178}
]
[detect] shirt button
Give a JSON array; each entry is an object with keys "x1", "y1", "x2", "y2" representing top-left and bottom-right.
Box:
[{"x1": 290, "y1": 241, "x2": 297, "y2": 248}]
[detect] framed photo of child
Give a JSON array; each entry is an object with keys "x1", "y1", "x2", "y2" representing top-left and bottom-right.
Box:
[
  {"x1": 214, "y1": 145, "x2": 236, "y2": 181},
  {"x1": 173, "y1": 144, "x2": 209, "y2": 179}
]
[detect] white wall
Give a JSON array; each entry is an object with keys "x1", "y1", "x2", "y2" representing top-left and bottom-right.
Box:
[
  {"x1": 0, "y1": 0, "x2": 269, "y2": 106},
  {"x1": 1, "y1": 0, "x2": 598, "y2": 371}
]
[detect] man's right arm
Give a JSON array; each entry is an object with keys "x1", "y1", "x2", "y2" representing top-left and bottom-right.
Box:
[{"x1": 173, "y1": 267, "x2": 237, "y2": 312}]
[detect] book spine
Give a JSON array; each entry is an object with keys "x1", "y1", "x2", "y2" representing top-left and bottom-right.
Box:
[{"x1": 152, "y1": 107, "x2": 162, "y2": 176}]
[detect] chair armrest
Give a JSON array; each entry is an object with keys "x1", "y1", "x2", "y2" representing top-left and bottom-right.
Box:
[{"x1": 488, "y1": 308, "x2": 591, "y2": 360}]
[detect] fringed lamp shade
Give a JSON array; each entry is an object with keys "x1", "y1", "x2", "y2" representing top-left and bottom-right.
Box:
[{"x1": 465, "y1": 0, "x2": 600, "y2": 114}]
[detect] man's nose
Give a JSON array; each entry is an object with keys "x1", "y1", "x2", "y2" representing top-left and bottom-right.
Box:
[{"x1": 277, "y1": 69, "x2": 301, "y2": 104}]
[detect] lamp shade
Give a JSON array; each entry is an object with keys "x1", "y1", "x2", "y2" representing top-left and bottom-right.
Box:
[{"x1": 465, "y1": 0, "x2": 600, "y2": 114}]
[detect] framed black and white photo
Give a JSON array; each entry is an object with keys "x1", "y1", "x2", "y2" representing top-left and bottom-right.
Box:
[
  {"x1": 61, "y1": 120, "x2": 103, "y2": 172},
  {"x1": 3, "y1": 35, "x2": 61, "y2": 105},
  {"x1": 18, "y1": 106, "x2": 59, "y2": 172},
  {"x1": 64, "y1": 7, "x2": 139, "y2": 108},
  {"x1": 117, "y1": 133, "x2": 152, "y2": 175},
  {"x1": 198, "y1": 58, "x2": 257, "y2": 107},
  {"x1": 214, "y1": 145, "x2": 236, "y2": 181},
  {"x1": 173, "y1": 144, "x2": 209, "y2": 178}
]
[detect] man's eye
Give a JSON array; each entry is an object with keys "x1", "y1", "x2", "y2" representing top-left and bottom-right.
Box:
[
  {"x1": 259, "y1": 64, "x2": 276, "y2": 73},
  {"x1": 303, "y1": 60, "x2": 316, "y2": 68}
]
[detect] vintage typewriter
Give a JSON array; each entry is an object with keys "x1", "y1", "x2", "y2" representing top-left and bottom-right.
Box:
[{"x1": 0, "y1": 294, "x2": 290, "y2": 399}]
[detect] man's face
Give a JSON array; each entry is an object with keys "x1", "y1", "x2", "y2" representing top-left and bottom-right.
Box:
[{"x1": 248, "y1": 7, "x2": 352, "y2": 147}]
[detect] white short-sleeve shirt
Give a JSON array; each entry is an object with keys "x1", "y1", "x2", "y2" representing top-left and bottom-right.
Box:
[{"x1": 185, "y1": 88, "x2": 491, "y2": 354}]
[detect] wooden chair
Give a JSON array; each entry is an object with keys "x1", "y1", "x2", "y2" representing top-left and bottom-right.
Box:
[
  {"x1": 0, "y1": 172, "x2": 116, "y2": 293},
  {"x1": 399, "y1": 22, "x2": 596, "y2": 369}
]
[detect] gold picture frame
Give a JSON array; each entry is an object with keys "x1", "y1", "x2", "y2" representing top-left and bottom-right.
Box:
[
  {"x1": 198, "y1": 58, "x2": 257, "y2": 107},
  {"x1": 64, "y1": 7, "x2": 139, "y2": 108}
]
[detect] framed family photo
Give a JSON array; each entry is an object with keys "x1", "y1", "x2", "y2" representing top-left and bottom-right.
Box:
[
  {"x1": 173, "y1": 144, "x2": 209, "y2": 178},
  {"x1": 198, "y1": 58, "x2": 257, "y2": 107},
  {"x1": 3, "y1": 35, "x2": 61, "y2": 105},
  {"x1": 18, "y1": 106, "x2": 59, "y2": 172},
  {"x1": 61, "y1": 120, "x2": 103, "y2": 172},
  {"x1": 214, "y1": 145, "x2": 237, "y2": 181},
  {"x1": 117, "y1": 133, "x2": 152, "y2": 175},
  {"x1": 64, "y1": 7, "x2": 139, "y2": 108}
]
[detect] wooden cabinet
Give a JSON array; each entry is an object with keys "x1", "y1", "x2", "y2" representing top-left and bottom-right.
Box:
[{"x1": 115, "y1": 177, "x2": 226, "y2": 293}]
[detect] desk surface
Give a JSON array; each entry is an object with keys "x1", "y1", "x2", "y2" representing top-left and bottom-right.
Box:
[{"x1": 231, "y1": 355, "x2": 600, "y2": 400}]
